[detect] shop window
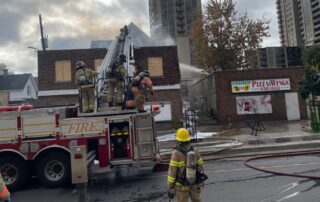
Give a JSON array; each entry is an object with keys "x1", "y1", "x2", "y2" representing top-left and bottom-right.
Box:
[
  {"x1": 55, "y1": 60, "x2": 71, "y2": 82},
  {"x1": 94, "y1": 59, "x2": 104, "y2": 71},
  {"x1": 147, "y1": 57, "x2": 164, "y2": 77}
]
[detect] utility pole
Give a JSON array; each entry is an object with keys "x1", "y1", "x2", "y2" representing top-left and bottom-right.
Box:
[{"x1": 39, "y1": 14, "x2": 48, "y2": 51}]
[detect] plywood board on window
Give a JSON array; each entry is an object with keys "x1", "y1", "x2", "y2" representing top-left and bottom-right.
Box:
[
  {"x1": 148, "y1": 57, "x2": 163, "y2": 77},
  {"x1": 94, "y1": 59, "x2": 103, "y2": 71},
  {"x1": 55, "y1": 60, "x2": 71, "y2": 81}
]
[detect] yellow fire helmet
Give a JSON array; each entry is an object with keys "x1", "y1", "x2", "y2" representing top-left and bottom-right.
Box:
[{"x1": 176, "y1": 128, "x2": 191, "y2": 142}]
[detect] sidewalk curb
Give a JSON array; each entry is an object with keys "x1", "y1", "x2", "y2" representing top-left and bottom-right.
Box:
[
  {"x1": 159, "y1": 141, "x2": 320, "y2": 158},
  {"x1": 245, "y1": 134, "x2": 320, "y2": 145},
  {"x1": 198, "y1": 140, "x2": 320, "y2": 156}
]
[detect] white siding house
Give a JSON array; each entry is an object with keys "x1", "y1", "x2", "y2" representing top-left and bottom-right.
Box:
[{"x1": 0, "y1": 74, "x2": 38, "y2": 105}]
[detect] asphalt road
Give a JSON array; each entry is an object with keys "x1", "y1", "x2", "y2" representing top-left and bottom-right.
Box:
[{"x1": 11, "y1": 154, "x2": 320, "y2": 202}]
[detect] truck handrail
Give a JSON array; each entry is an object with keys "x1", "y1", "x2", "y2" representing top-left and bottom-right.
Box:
[{"x1": 0, "y1": 105, "x2": 33, "y2": 112}]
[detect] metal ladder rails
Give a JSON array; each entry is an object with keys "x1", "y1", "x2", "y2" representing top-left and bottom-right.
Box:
[{"x1": 94, "y1": 25, "x2": 135, "y2": 112}]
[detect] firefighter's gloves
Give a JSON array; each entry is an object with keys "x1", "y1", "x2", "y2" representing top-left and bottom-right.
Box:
[
  {"x1": 167, "y1": 187, "x2": 175, "y2": 199},
  {"x1": 196, "y1": 171, "x2": 208, "y2": 184},
  {"x1": 132, "y1": 78, "x2": 140, "y2": 86}
]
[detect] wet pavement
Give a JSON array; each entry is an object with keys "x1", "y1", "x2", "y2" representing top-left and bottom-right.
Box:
[{"x1": 11, "y1": 155, "x2": 320, "y2": 202}]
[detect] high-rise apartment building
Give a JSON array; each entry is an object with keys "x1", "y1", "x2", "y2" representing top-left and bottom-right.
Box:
[
  {"x1": 257, "y1": 47, "x2": 303, "y2": 68},
  {"x1": 277, "y1": 0, "x2": 302, "y2": 46},
  {"x1": 299, "y1": 0, "x2": 320, "y2": 45},
  {"x1": 149, "y1": 0, "x2": 201, "y2": 65},
  {"x1": 277, "y1": 0, "x2": 320, "y2": 46}
]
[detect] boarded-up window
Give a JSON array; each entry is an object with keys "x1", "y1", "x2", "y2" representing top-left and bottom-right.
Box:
[
  {"x1": 55, "y1": 60, "x2": 71, "y2": 81},
  {"x1": 94, "y1": 59, "x2": 104, "y2": 71},
  {"x1": 147, "y1": 57, "x2": 163, "y2": 77}
]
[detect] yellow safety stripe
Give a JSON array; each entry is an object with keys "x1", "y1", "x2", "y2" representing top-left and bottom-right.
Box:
[
  {"x1": 24, "y1": 123, "x2": 55, "y2": 127},
  {"x1": 0, "y1": 128, "x2": 17, "y2": 131},
  {"x1": 175, "y1": 182, "x2": 189, "y2": 191},
  {"x1": 197, "y1": 158, "x2": 204, "y2": 165},
  {"x1": 167, "y1": 175, "x2": 175, "y2": 183},
  {"x1": 169, "y1": 160, "x2": 179, "y2": 167},
  {"x1": 111, "y1": 132, "x2": 129, "y2": 136},
  {"x1": 169, "y1": 160, "x2": 185, "y2": 167}
]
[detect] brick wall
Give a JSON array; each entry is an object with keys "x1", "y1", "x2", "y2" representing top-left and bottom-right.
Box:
[
  {"x1": 134, "y1": 46, "x2": 181, "y2": 85},
  {"x1": 38, "y1": 46, "x2": 181, "y2": 91},
  {"x1": 38, "y1": 48, "x2": 107, "y2": 91},
  {"x1": 214, "y1": 68, "x2": 308, "y2": 122},
  {"x1": 149, "y1": 89, "x2": 182, "y2": 121}
]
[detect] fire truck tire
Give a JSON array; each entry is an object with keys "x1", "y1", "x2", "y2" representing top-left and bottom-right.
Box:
[
  {"x1": 0, "y1": 156, "x2": 29, "y2": 191},
  {"x1": 36, "y1": 152, "x2": 71, "y2": 188}
]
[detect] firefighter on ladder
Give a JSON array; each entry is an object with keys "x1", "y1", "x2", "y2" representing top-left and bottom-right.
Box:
[
  {"x1": 106, "y1": 54, "x2": 126, "y2": 107},
  {"x1": 0, "y1": 174, "x2": 10, "y2": 202},
  {"x1": 75, "y1": 61, "x2": 98, "y2": 113},
  {"x1": 167, "y1": 128, "x2": 208, "y2": 202},
  {"x1": 127, "y1": 69, "x2": 153, "y2": 112}
]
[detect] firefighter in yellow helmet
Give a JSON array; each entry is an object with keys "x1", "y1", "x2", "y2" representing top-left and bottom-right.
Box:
[
  {"x1": 0, "y1": 174, "x2": 10, "y2": 202},
  {"x1": 75, "y1": 61, "x2": 98, "y2": 113},
  {"x1": 167, "y1": 128, "x2": 208, "y2": 202},
  {"x1": 106, "y1": 54, "x2": 126, "y2": 106}
]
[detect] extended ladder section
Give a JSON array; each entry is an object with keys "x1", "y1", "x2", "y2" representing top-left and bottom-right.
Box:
[{"x1": 94, "y1": 25, "x2": 135, "y2": 113}]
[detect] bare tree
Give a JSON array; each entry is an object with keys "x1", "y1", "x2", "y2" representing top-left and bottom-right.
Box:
[
  {"x1": 0, "y1": 63, "x2": 15, "y2": 75},
  {"x1": 190, "y1": 0, "x2": 270, "y2": 70}
]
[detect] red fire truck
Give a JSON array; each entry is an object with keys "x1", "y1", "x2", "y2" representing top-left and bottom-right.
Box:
[{"x1": 0, "y1": 26, "x2": 159, "y2": 190}]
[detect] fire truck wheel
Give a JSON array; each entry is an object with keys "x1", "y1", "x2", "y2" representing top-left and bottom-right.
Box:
[
  {"x1": 36, "y1": 152, "x2": 71, "y2": 188},
  {"x1": 0, "y1": 156, "x2": 28, "y2": 191}
]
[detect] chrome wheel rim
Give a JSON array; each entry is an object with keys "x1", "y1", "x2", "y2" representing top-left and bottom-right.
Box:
[
  {"x1": 44, "y1": 160, "x2": 65, "y2": 182},
  {"x1": 1, "y1": 164, "x2": 18, "y2": 185}
]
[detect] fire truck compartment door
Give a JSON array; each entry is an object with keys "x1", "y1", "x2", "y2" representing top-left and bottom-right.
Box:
[
  {"x1": 0, "y1": 117, "x2": 17, "y2": 140},
  {"x1": 135, "y1": 115, "x2": 155, "y2": 158},
  {"x1": 22, "y1": 115, "x2": 55, "y2": 138},
  {"x1": 70, "y1": 145, "x2": 88, "y2": 184}
]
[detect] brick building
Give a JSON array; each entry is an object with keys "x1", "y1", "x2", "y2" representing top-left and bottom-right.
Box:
[
  {"x1": 38, "y1": 46, "x2": 182, "y2": 130},
  {"x1": 189, "y1": 68, "x2": 308, "y2": 123}
]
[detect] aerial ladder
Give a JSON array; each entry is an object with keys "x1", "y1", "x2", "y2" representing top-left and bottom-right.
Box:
[{"x1": 94, "y1": 25, "x2": 135, "y2": 113}]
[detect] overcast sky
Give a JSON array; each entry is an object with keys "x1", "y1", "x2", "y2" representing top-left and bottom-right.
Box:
[{"x1": 0, "y1": 0, "x2": 280, "y2": 76}]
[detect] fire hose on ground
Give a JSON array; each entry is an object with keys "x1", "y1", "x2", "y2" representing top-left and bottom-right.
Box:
[
  {"x1": 155, "y1": 130, "x2": 320, "y2": 181},
  {"x1": 244, "y1": 150, "x2": 320, "y2": 180}
]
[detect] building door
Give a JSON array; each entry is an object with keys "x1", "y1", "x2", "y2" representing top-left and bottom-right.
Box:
[{"x1": 285, "y1": 92, "x2": 300, "y2": 121}]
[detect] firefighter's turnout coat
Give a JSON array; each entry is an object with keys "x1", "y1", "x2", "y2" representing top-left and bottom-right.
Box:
[
  {"x1": 167, "y1": 144, "x2": 204, "y2": 191},
  {"x1": 75, "y1": 68, "x2": 98, "y2": 113}
]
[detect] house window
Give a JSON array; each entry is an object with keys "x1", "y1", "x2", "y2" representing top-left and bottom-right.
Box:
[
  {"x1": 27, "y1": 85, "x2": 31, "y2": 96},
  {"x1": 147, "y1": 57, "x2": 164, "y2": 77},
  {"x1": 55, "y1": 60, "x2": 71, "y2": 82},
  {"x1": 94, "y1": 59, "x2": 104, "y2": 71}
]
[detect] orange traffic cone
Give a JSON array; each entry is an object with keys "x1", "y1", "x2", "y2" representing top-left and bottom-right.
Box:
[{"x1": 301, "y1": 119, "x2": 305, "y2": 129}]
